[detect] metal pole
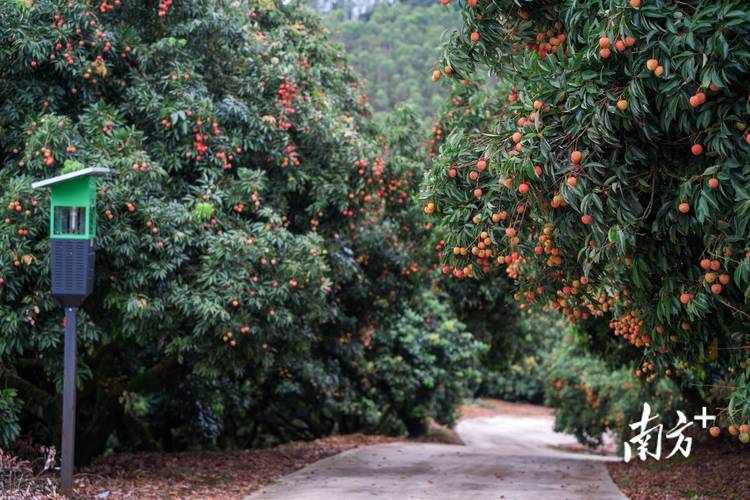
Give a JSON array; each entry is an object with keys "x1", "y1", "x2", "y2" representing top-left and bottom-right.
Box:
[{"x1": 61, "y1": 306, "x2": 78, "y2": 496}]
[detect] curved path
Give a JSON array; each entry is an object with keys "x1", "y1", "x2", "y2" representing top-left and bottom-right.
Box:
[{"x1": 245, "y1": 411, "x2": 626, "y2": 500}]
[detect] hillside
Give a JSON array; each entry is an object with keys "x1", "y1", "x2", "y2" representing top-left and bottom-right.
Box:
[{"x1": 324, "y1": 2, "x2": 459, "y2": 127}]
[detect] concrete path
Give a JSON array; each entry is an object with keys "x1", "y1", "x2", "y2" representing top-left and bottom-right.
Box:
[{"x1": 245, "y1": 413, "x2": 626, "y2": 500}]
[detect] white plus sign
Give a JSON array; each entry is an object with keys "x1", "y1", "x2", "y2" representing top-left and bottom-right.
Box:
[{"x1": 693, "y1": 406, "x2": 716, "y2": 428}]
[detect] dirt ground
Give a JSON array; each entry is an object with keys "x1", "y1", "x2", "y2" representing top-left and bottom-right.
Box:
[
  {"x1": 459, "y1": 398, "x2": 554, "y2": 419},
  {"x1": 606, "y1": 432, "x2": 750, "y2": 500}
]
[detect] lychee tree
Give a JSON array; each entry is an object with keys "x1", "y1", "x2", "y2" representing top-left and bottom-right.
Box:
[
  {"x1": 427, "y1": 82, "x2": 531, "y2": 387},
  {"x1": 426, "y1": 78, "x2": 672, "y2": 443},
  {"x1": 425, "y1": 0, "x2": 750, "y2": 439},
  {"x1": 0, "y1": 0, "x2": 482, "y2": 456}
]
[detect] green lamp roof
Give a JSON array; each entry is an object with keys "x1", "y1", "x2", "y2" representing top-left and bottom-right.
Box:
[{"x1": 31, "y1": 166, "x2": 111, "y2": 189}]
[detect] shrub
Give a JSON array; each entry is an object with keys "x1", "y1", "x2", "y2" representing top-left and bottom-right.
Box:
[
  {"x1": 477, "y1": 314, "x2": 566, "y2": 404},
  {"x1": 544, "y1": 336, "x2": 681, "y2": 447},
  {"x1": 0, "y1": 389, "x2": 22, "y2": 448},
  {"x1": 368, "y1": 293, "x2": 485, "y2": 436}
]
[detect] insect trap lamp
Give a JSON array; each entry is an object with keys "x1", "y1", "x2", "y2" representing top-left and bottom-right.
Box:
[{"x1": 31, "y1": 166, "x2": 111, "y2": 496}]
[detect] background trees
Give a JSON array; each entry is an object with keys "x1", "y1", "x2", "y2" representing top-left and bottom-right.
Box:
[
  {"x1": 324, "y1": 2, "x2": 459, "y2": 128},
  {"x1": 0, "y1": 0, "x2": 484, "y2": 459},
  {"x1": 425, "y1": 0, "x2": 750, "y2": 442}
]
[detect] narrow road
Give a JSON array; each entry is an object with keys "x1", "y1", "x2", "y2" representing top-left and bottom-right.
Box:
[{"x1": 245, "y1": 409, "x2": 626, "y2": 500}]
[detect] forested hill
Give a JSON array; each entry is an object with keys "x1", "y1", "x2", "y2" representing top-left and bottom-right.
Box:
[
  {"x1": 313, "y1": 0, "x2": 438, "y2": 20},
  {"x1": 321, "y1": 1, "x2": 459, "y2": 127}
]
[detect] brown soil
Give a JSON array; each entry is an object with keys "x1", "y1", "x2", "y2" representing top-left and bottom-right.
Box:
[
  {"x1": 606, "y1": 433, "x2": 750, "y2": 500},
  {"x1": 459, "y1": 398, "x2": 553, "y2": 419},
  {"x1": 410, "y1": 418, "x2": 465, "y2": 445}
]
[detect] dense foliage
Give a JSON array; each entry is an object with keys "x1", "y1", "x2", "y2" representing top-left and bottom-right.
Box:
[
  {"x1": 0, "y1": 0, "x2": 485, "y2": 458},
  {"x1": 428, "y1": 80, "x2": 634, "y2": 439},
  {"x1": 325, "y1": 2, "x2": 459, "y2": 127},
  {"x1": 425, "y1": 0, "x2": 750, "y2": 442},
  {"x1": 544, "y1": 332, "x2": 680, "y2": 448}
]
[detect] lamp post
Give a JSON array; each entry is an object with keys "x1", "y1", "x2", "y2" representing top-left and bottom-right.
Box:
[{"x1": 32, "y1": 166, "x2": 111, "y2": 496}]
